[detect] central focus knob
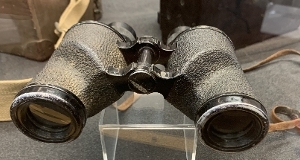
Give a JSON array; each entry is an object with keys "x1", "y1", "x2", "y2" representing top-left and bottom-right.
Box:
[
  {"x1": 128, "y1": 71, "x2": 156, "y2": 94},
  {"x1": 127, "y1": 47, "x2": 157, "y2": 94}
]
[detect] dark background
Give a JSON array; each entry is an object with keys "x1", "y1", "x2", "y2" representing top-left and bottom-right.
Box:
[{"x1": 1, "y1": 0, "x2": 300, "y2": 159}]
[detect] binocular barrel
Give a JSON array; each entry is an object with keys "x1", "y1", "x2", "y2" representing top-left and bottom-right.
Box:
[
  {"x1": 166, "y1": 26, "x2": 269, "y2": 152},
  {"x1": 10, "y1": 21, "x2": 128, "y2": 143},
  {"x1": 10, "y1": 21, "x2": 269, "y2": 152}
]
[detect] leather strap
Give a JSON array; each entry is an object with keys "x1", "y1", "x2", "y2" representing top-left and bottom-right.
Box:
[
  {"x1": 113, "y1": 92, "x2": 141, "y2": 111},
  {"x1": 243, "y1": 49, "x2": 300, "y2": 72},
  {"x1": 0, "y1": 0, "x2": 90, "y2": 121},
  {"x1": 268, "y1": 119, "x2": 300, "y2": 132},
  {"x1": 271, "y1": 106, "x2": 300, "y2": 123},
  {"x1": 243, "y1": 49, "x2": 300, "y2": 132},
  {"x1": 269, "y1": 106, "x2": 300, "y2": 132}
]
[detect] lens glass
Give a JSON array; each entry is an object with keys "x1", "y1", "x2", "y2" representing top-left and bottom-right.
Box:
[
  {"x1": 22, "y1": 101, "x2": 74, "y2": 136},
  {"x1": 211, "y1": 111, "x2": 253, "y2": 138},
  {"x1": 206, "y1": 110, "x2": 261, "y2": 150},
  {"x1": 11, "y1": 85, "x2": 86, "y2": 143},
  {"x1": 28, "y1": 103, "x2": 71, "y2": 129}
]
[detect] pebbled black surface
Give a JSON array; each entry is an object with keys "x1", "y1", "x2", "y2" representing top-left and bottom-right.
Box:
[
  {"x1": 166, "y1": 26, "x2": 256, "y2": 120},
  {"x1": 29, "y1": 22, "x2": 127, "y2": 117}
]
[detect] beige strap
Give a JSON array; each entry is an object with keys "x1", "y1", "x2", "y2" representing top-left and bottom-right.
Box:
[
  {"x1": 0, "y1": 79, "x2": 32, "y2": 121},
  {"x1": 54, "y1": 0, "x2": 90, "y2": 49},
  {"x1": 0, "y1": 0, "x2": 90, "y2": 121}
]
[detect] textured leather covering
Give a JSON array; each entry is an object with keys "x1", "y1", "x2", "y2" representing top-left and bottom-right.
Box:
[
  {"x1": 29, "y1": 21, "x2": 127, "y2": 117},
  {"x1": 166, "y1": 26, "x2": 257, "y2": 120}
]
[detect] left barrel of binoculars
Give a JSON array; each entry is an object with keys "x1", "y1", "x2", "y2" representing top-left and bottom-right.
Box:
[{"x1": 10, "y1": 21, "x2": 127, "y2": 143}]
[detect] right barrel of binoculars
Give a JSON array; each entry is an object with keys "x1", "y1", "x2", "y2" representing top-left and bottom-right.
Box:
[{"x1": 166, "y1": 26, "x2": 269, "y2": 152}]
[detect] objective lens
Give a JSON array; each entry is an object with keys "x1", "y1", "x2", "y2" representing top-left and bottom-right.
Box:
[
  {"x1": 28, "y1": 103, "x2": 71, "y2": 131},
  {"x1": 197, "y1": 96, "x2": 269, "y2": 152},
  {"x1": 10, "y1": 85, "x2": 86, "y2": 143},
  {"x1": 207, "y1": 110, "x2": 260, "y2": 149}
]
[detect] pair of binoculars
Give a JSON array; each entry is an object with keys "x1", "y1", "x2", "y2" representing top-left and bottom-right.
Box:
[{"x1": 10, "y1": 21, "x2": 269, "y2": 152}]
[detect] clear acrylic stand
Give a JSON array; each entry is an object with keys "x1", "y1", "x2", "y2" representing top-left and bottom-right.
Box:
[{"x1": 99, "y1": 92, "x2": 197, "y2": 160}]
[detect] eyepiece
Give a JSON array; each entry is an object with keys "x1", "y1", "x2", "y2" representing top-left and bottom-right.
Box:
[
  {"x1": 167, "y1": 26, "x2": 191, "y2": 45},
  {"x1": 108, "y1": 22, "x2": 137, "y2": 41},
  {"x1": 196, "y1": 95, "x2": 269, "y2": 152},
  {"x1": 10, "y1": 85, "x2": 86, "y2": 143}
]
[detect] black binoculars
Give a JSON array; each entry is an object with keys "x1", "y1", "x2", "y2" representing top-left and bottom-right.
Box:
[{"x1": 10, "y1": 21, "x2": 269, "y2": 152}]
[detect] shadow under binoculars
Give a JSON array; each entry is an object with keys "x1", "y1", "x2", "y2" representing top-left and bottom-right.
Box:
[{"x1": 10, "y1": 21, "x2": 269, "y2": 152}]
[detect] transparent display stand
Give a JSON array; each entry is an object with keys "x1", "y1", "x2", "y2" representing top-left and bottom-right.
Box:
[{"x1": 99, "y1": 92, "x2": 197, "y2": 160}]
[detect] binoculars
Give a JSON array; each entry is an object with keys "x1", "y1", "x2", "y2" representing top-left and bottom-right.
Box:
[{"x1": 10, "y1": 21, "x2": 269, "y2": 152}]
